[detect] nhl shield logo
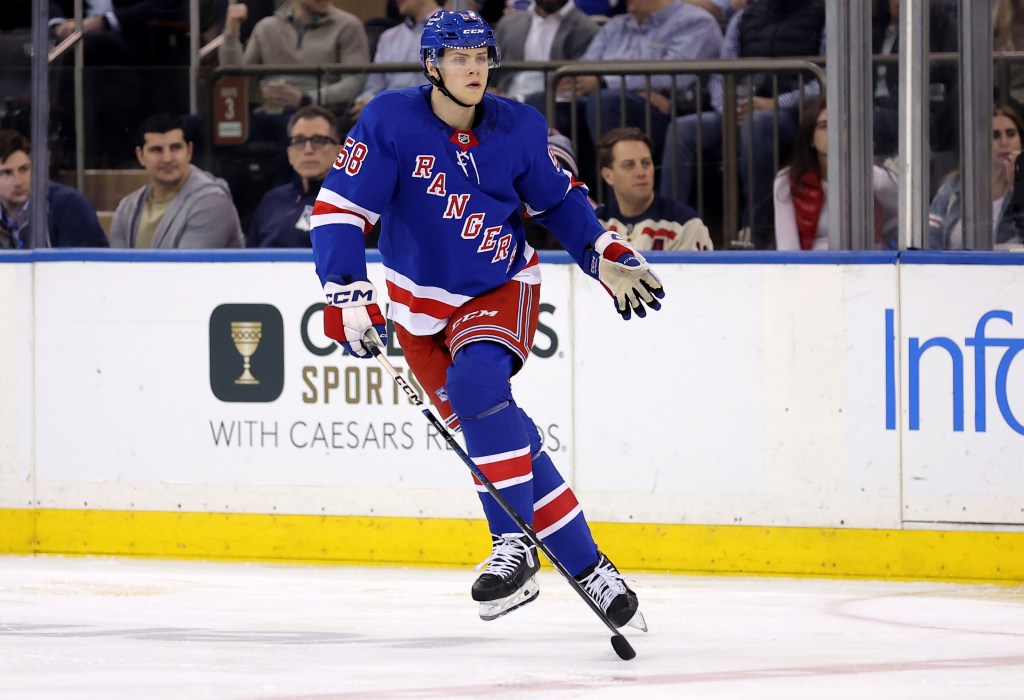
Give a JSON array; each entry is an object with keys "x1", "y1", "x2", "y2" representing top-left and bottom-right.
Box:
[{"x1": 458, "y1": 132, "x2": 471, "y2": 145}]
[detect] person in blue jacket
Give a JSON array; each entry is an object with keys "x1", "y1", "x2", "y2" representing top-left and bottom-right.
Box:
[
  {"x1": 0, "y1": 130, "x2": 108, "y2": 249},
  {"x1": 247, "y1": 105, "x2": 342, "y2": 248}
]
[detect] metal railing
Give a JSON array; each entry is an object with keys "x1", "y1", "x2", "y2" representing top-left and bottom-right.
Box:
[
  {"x1": 207, "y1": 59, "x2": 825, "y2": 248},
  {"x1": 27, "y1": 38, "x2": 1024, "y2": 250},
  {"x1": 544, "y1": 59, "x2": 826, "y2": 248}
]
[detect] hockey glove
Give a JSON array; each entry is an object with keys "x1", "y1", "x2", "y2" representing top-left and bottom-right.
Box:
[
  {"x1": 323, "y1": 280, "x2": 387, "y2": 358},
  {"x1": 585, "y1": 231, "x2": 665, "y2": 320}
]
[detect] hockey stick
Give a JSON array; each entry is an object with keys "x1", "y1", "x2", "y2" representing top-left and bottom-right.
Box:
[{"x1": 361, "y1": 330, "x2": 636, "y2": 661}]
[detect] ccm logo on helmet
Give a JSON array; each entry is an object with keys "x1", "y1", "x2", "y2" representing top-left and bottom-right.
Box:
[
  {"x1": 326, "y1": 289, "x2": 374, "y2": 305},
  {"x1": 462, "y1": 29, "x2": 485, "y2": 33}
]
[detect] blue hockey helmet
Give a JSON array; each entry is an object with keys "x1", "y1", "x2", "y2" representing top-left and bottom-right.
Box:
[{"x1": 420, "y1": 9, "x2": 501, "y2": 73}]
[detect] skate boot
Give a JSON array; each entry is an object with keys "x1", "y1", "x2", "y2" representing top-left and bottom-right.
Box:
[
  {"x1": 471, "y1": 533, "x2": 540, "y2": 621},
  {"x1": 574, "y1": 551, "x2": 647, "y2": 632}
]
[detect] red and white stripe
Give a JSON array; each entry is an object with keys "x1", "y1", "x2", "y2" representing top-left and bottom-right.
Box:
[
  {"x1": 512, "y1": 244, "x2": 541, "y2": 284},
  {"x1": 471, "y1": 445, "x2": 533, "y2": 492},
  {"x1": 448, "y1": 279, "x2": 534, "y2": 362},
  {"x1": 533, "y1": 482, "x2": 582, "y2": 540},
  {"x1": 311, "y1": 189, "x2": 380, "y2": 234},
  {"x1": 384, "y1": 267, "x2": 473, "y2": 335}
]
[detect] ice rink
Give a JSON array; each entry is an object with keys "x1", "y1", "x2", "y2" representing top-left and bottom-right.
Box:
[{"x1": 1, "y1": 556, "x2": 1022, "y2": 699}]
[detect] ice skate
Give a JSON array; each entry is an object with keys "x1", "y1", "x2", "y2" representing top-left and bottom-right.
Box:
[
  {"x1": 471, "y1": 533, "x2": 540, "y2": 621},
  {"x1": 575, "y1": 552, "x2": 647, "y2": 632}
]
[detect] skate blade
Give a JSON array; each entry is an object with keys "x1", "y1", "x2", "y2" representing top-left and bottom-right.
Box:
[
  {"x1": 478, "y1": 576, "x2": 540, "y2": 621},
  {"x1": 625, "y1": 610, "x2": 648, "y2": 633}
]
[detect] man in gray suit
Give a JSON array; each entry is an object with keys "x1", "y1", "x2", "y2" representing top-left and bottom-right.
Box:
[{"x1": 493, "y1": 0, "x2": 599, "y2": 103}]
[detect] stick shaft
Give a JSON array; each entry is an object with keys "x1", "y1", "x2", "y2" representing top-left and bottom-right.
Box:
[{"x1": 364, "y1": 339, "x2": 630, "y2": 643}]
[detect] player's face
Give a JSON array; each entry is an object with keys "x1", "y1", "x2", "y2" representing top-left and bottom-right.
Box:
[
  {"x1": 0, "y1": 150, "x2": 31, "y2": 211},
  {"x1": 287, "y1": 117, "x2": 340, "y2": 181},
  {"x1": 601, "y1": 139, "x2": 654, "y2": 205},
  {"x1": 434, "y1": 48, "x2": 491, "y2": 105},
  {"x1": 136, "y1": 129, "x2": 193, "y2": 188}
]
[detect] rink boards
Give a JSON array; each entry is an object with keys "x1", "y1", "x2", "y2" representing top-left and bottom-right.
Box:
[{"x1": 1, "y1": 250, "x2": 1022, "y2": 581}]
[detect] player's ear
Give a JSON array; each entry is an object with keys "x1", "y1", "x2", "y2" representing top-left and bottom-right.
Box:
[{"x1": 600, "y1": 166, "x2": 614, "y2": 187}]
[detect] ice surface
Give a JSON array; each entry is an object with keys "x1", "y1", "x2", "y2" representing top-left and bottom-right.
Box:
[{"x1": 0, "y1": 556, "x2": 1022, "y2": 699}]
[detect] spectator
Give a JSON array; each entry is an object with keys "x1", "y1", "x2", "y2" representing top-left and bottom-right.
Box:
[
  {"x1": 218, "y1": 0, "x2": 369, "y2": 135},
  {"x1": 210, "y1": 0, "x2": 276, "y2": 44},
  {"x1": 493, "y1": 0, "x2": 600, "y2": 103},
  {"x1": 536, "y1": 0, "x2": 722, "y2": 187},
  {"x1": 773, "y1": 99, "x2": 898, "y2": 251},
  {"x1": 247, "y1": 106, "x2": 341, "y2": 248},
  {"x1": 52, "y1": 0, "x2": 194, "y2": 168},
  {"x1": 445, "y1": 0, "x2": 505, "y2": 23},
  {"x1": 928, "y1": 105, "x2": 1024, "y2": 249},
  {"x1": 350, "y1": 0, "x2": 445, "y2": 120},
  {"x1": 684, "y1": 0, "x2": 739, "y2": 22},
  {"x1": 109, "y1": 114, "x2": 243, "y2": 248},
  {"x1": 595, "y1": 127, "x2": 712, "y2": 250},
  {"x1": 660, "y1": 0, "x2": 825, "y2": 250},
  {"x1": 994, "y1": 0, "x2": 1024, "y2": 107},
  {"x1": 871, "y1": 0, "x2": 958, "y2": 157},
  {"x1": 0, "y1": 130, "x2": 108, "y2": 249}
]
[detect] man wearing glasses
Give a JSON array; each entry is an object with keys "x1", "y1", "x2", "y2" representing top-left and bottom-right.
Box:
[{"x1": 247, "y1": 106, "x2": 341, "y2": 247}]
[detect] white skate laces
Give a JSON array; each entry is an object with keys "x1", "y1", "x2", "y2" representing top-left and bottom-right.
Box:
[
  {"x1": 471, "y1": 533, "x2": 541, "y2": 621},
  {"x1": 474, "y1": 533, "x2": 535, "y2": 576},
  {"x1": 577, "y1": 558, "x2": 630, "y2": 611},
  {"x1": 575, "y1": 553, "x2": 648, "y2": 632}
]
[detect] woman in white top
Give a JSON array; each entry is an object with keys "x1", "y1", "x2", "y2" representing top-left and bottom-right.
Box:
[{"x1": 773, "y1": 97, "x2": 898, "y2": 250}]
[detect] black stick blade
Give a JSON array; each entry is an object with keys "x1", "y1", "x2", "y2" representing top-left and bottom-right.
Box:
[{"x1": 611, "y1": 634, "x2": 636, "y2": 660}]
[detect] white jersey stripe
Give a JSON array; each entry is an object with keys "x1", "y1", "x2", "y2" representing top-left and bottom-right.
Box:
[
  {"x1": 535, "y1": 504, "x2": 582, "y2": 539},
  {"x1": 475, "y1": 473, "x2": 534, "y2": 492},
  {"x1": 388, "y1": 301, "x2": 448, "y2": 336},
  {"x1": 384, "y1": 266, "x2": 474, "y2": 308},
  {"x1": 316, "y1": 188, "x2": 381, "y2": 224},
  {"x1": 472, "y1": 445, "x2": 532, "y2": 465},
  {"x1": 309, "y1": 213, "x2": 370, "y2": 230},
  {"x1": 534, "y1": 482, "x2": 568, "y2": 510}
]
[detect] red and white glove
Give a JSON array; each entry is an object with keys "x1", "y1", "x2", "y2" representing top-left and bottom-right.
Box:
[
  {"x1": 323, "y1": 280, "x2": 387, "y2": 358},
  {"x1": 585, "y1": 231, "x2": 665, "y2": 320}
]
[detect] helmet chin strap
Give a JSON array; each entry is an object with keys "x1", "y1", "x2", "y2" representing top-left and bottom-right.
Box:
[{"x1": 426, "y1": 70, "x2": 476, "y2": 110}]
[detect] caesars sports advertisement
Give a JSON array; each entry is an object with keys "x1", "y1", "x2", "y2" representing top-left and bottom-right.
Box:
[{"x1": 29, "y1": 260, "x2": 574, "y2": 516}]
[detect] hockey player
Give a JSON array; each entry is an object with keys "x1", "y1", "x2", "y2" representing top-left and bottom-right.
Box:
[{"x1": 309, "y1": 9, "x2": 662, "y2": 630}]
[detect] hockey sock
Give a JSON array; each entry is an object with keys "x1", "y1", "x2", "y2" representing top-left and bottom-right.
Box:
[
  {"x1": 519, "y1": 408, "x2": 599, "y2": 577},
  {"x1": 446, "y1": 343, "x2": 534, "y2": 535}
]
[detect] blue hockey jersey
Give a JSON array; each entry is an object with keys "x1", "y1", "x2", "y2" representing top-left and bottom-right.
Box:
[{"x1": 310, "y1": 85, "x2": 604, "y2": 336}]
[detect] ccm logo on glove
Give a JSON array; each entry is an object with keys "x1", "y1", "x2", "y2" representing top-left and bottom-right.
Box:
[
  {"x1": 322, "y1": 280, "x2": 387, "y2": 358},
  {"x1": 326, "y1": 287, "x2": 375, "y2": 305}
]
